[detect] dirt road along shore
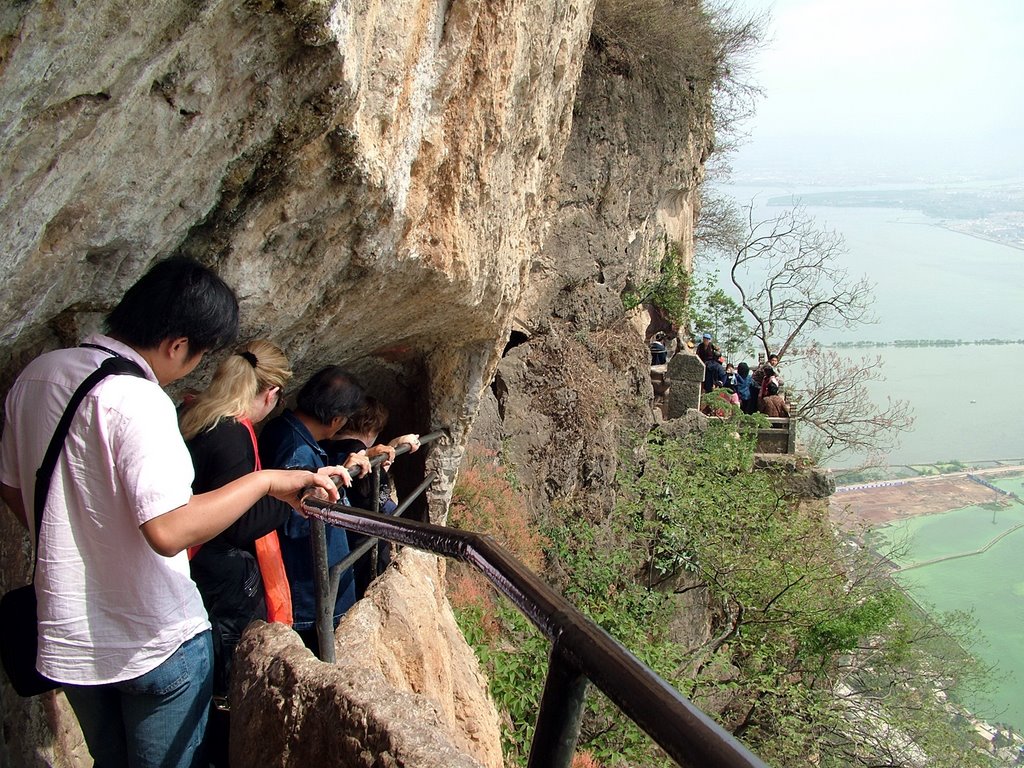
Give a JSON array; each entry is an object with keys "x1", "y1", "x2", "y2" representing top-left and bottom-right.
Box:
[{"x1": 830, "y1": 466, "x2": 1024, "y2": 530}]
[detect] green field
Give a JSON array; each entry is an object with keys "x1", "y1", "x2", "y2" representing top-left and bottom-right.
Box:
[{"x1": 875, "y1": 488, "x2": 1024, "y2": 730}]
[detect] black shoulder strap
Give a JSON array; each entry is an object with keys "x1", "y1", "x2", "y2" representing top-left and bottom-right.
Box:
[{"x1": 30, "y1": 354, "x2": 146, "y2": 579}]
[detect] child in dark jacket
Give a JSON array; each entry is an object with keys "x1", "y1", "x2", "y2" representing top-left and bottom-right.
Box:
[{"x1": 735, "y1": 361, "x2": 756, "y2": 414}]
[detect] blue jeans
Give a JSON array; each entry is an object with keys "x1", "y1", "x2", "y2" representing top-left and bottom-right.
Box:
[{"x1": 63, "y1": 631, "x2": 213, "y2": 768}]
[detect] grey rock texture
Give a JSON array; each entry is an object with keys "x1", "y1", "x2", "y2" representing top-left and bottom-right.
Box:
[
  {"x1": 0, "y1": 0, "x2": 596, "y2": 516},
  {"x1": 753, "y1": 455, "x2": 837, "y2": 499},
  {"x1": 658, "y1": 409, "x2": 710, "y2": 442},
  {"x1": 229, "y1": 551, "x2": 499, "y2": 768},
  {"x1": 470, "y1": 39, "x2": 713, "y2": 522},
  {"x1": 0, "y1": 0, "x2": 593, "y2": 762}
]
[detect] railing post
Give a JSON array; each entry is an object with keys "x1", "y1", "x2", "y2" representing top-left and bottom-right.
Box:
[
  {"x1": 527, "y1": 641, "x2": 588, "y2": 768},
  {"x1": 370, "y1": 466, "x2": 382, "y2": 577},
  {"x1": 327, "y1": 562, "x2": 343, "y2": 620},
  {"x1": 310, "y1": 517, "x2": 336, "y2": 663}
]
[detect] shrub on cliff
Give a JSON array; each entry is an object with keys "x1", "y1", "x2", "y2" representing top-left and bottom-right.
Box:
[
  {"x1": 450, "y1": 420, "x2": 991, "y2": 767},
  {"x1": 590, "y1": 0, "x2": 764, "y2": 130},
  {"x1": 447, "y1": 448, "x2": 679, "y2": 766},
  {"x1": 617, "y1": 420, "x2": 990, "y2": 768}
]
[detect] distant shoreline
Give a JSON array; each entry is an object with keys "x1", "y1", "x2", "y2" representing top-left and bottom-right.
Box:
[
  {"x1": 830, "y1": 466, "x2": 1024, "y2": 537},
  {"x1": 933, "y1": 221, "x2": 1024, "y2": 252},
  {"x1": 824, "y1": 339, "x2": 1024, "y2": 351},
  {"x1": 832, "y1": 462, "x2": 1024, "y2": 501}
]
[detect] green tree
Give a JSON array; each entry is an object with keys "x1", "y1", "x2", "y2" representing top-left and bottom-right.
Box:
[
  {"x1": 619, "y1": 420, "x2": 990, "y2": 768},
  {"x1": 623, "y1": 243, "x2": 690, "y2": 324},
  {"x1": 687, "y1": 271, "x2": 752, "y2": 359},
  {"x1": 453, "y1": 420, "x2": 990, "y2": 767}
]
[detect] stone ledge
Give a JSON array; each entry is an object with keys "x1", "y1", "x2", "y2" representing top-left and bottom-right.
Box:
[{"x1": 230, "y1": 549, "x2": 502, "y2": 768}]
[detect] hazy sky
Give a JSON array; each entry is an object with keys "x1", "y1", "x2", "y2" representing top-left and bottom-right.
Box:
[{"x1": 724, "y1": 0, "x2": 1024, "y2": 182}]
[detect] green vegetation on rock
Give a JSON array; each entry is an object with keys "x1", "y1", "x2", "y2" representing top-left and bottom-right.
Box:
[{"x1": 451, "y1": 417, "x2": 993, "y2": 767}]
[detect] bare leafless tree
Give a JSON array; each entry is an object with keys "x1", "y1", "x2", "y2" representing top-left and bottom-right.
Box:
[
  {"x1": 728, "y1": 205, "x2": 875, "y2": 360},
  {"x1": 696, "y1": 201, "x2": 912, "y2": 460},
  {"x1": 796, "y1": 346, "x2": 914, "y2": 462}
]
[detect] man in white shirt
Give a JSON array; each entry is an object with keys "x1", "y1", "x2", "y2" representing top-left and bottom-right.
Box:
[{"x1": 0, "y1": 257, "x2": 343, "y2": 768}]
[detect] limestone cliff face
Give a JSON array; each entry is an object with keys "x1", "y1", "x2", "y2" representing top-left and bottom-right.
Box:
[
  {"x1": 0, "y1": 0, "x2": 593, "y2": 504},
  {"x1": 0, "y1": 0, "x2": 594, "y2": 764},
  {"x1": 470, "y1": 40, "x2": 714, "y2": 520}
]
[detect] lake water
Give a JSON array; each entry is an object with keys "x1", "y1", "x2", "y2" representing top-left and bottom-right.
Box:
[
  {"x1": 720, "y1": 181, "x2": 1024, "y2": 730},
  {"x1": 718, "y1": 182, "x2": 1024, "y2": 468},
  {"x1": 790, "y1": 343, "x2": 1024, "y2": 468},
  {"x1": 720, "y1": 182, "x2": 1024, "y2": 342},
  {"x1": 875, "y1": 476, "x2": 1024, "y2": 730}
]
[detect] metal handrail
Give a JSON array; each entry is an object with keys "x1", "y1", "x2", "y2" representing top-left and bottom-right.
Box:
[
  {"x1": 309, "y1": 430, "x2": 445, "y2": 661},
  {"x1": 302, "y1": 494, "x2": 768, "y2": 768}
]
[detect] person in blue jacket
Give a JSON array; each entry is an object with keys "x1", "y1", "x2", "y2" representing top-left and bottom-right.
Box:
[
  {"x1": 734, "y1": 361, "x2": 756, "y2": 414},
  {"x1": 703, "y1": 355, "x2": 727, "y2": 393},
  {"x1": 258, "y1": 366, "x2": 371, "y2": 654}
]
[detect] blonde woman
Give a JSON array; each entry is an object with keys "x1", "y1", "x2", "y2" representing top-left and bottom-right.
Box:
[{"x1": 179, "y1": 340, "x2": 304, "y2": 766}]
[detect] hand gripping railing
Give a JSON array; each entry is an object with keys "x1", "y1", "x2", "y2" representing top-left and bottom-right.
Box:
[
  {"x1": 307, "y1": 430, "x2": 446, "y2": 662},
  {"x1": 301, "y1": 482, "x2": 768, "y2": 768}
]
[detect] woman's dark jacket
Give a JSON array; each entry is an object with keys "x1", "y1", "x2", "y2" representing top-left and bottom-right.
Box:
[
  {"x1": 321, "y1": 437, "x2": 397, "y2": 597},
  {"x1": 186, "y1": 419, "x2": 291, "y2": 695}
]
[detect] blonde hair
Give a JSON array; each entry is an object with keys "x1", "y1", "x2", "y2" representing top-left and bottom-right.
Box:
[{"x1": 179, "y1": 339, "x2": 292, "y2": 440}]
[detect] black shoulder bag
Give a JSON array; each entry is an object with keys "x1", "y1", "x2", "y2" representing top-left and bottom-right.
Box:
[{"x1": 0, "y1": 353, "x2": 144, "y2": 697}]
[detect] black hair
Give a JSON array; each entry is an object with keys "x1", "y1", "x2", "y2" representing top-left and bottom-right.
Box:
[
  {"x1": 105, "y1": 256, "x2": 239, "y2": 355},
  {"x1": 737, "y1": 362, "x2": 749, "y2": 377},
  {"x1": 767, "y1": 381, "x2": 780, "y2": 397},
  {"x1": 296, "y1": 366, "x2": 365, "y2": 426}
]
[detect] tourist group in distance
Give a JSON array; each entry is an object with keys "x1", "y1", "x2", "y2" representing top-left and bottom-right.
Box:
[{"x1": 651, "y1": 330, "x2": 790, "y2": 418}]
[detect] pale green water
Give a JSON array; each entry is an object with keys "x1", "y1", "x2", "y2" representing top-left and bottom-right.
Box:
[
  {"x1": 794, "y1": 344, "x2": 1024, "y2": 468},
  {"x1": 883, "y1": 501, "x2": 1024, "y2": 566},
  {"x1": 876, "y1": 481, "x2": 1024, "y2": 730}
]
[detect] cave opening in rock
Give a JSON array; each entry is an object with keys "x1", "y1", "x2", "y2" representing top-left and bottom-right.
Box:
[
  {"x1": 502, "y1": 330, "x2": 530, "y2": 357},
  {"x1": 346, "y1": 355, "x2": 432, "y2": 524}
]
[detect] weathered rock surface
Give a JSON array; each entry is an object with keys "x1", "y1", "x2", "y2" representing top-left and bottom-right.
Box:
[
  {"x1": 658, "y1": 409, "x2": 710, "y2": 442},
  {"x1": 0, "y1": 0, "x2": 596, "y2": 513},
  {"x1": 754, "y1": 455, "x2": 837, "y2": 499},
  {"x1": 470, "y1": 40, "x2": 713, "y2": 521},
  {"x1": 331, "y1": 550, "x2": 503, "y2": 768},
  {"x1": 1, "y1": 0, "x2": 595, "y2": 762},
  {"x1": 230, "y1": 550, "x2": 500, "y2": 768}
]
